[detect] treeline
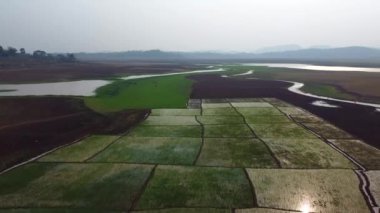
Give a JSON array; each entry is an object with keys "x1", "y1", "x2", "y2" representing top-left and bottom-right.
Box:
[{"x1": 0, "y1": 45, "x2": 76, "y2": 62}]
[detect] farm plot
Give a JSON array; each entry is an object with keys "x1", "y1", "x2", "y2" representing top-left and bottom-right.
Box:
[
  {"x1": 365, "y1": 170, "x2": 380, "y2": 205},
  {"x1": 128, "y1": 125, "x2": 201, "y2": 138},
  {"x1": 246, "y1": 169, "x2": 369, "y2": 213},
  {"x1": 0, "y1": 163, "x2": 153, "y2": 210},
  {"x1": 38, "y1": 135, "x2": 120, "y2": 162},
  {"x1": 236, "y1": 107, "x2": 283, "y2": 116},
  {"x1": 196, "y1": 115, "x2": 245, "y2": 125},
  {"x1": 0, "y1": 98, "x2": 375, "y2": 213},
  {"x1": 136, "y1": 165, "x2": 254, "y2": 209},
  {"x1": 141, "y1": 116, "x2": 199, "y2": 126},
  {"x1": 248, "y1": 123, "x2": 316, "y2": 139},
  {"x1": 302, "y1": 122, "x2": 353, "y2": 139},
  {"x1": 90, "y1": 137, "x2": 201, "y2": 165},
  {"x1": 151, "y1": 109, "x2": 200, "y2": 116},
  {"x1": 329, "y1": 139, "x2": 380, "y2": 169},
  {"x1": 196, "y1": 138, "x2": 278, "y2": 168},
  {"x1": 263, "y1": 138, "x2": 354, "y2": 168},
  {"x1": 203, "y1": 124, "x2": 254, "y2": 138}
]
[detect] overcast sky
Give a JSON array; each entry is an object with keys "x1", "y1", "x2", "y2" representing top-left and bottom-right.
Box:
[{"x1": 1, "y1": 0, "x2": 379, "y2": 53}]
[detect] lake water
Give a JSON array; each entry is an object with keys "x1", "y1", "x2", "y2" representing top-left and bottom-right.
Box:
[
  {"x1": 0, "y1": 68, "x2": 224, "y2": 96},
  {"x1": 0, "y1": 80, "x2": 111, "y2": 96},
  {"x1": 242, "y1": 63, "x2": 380, "y2": 72}
]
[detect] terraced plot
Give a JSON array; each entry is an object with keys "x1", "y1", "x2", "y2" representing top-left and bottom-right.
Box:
[{"x1": 0, "y1": 98, "x2": 376, "y2": 212}]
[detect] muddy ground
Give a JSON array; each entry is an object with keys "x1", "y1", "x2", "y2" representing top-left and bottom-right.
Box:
[
  {"x1": 0, "y1": 97, "x2": 148, "y2": 171},
  {"x1": 189, "y1": 74, "x2": 380, "y2": 149}
]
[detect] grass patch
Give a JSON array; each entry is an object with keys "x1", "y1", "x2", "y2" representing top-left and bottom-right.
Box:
[
  {"x1": 136, "y1": 165, "x2": 254, "y2": 209},
  {"x1": 249, "y1": 123, "x2": 316, "y2": 139},
  {"x1": 202, "y1": 108, "x2": 240, "y2": 116},
  {"x1": 230, "y1": 102, "x2": 273, "y2": 108},
  {"x1": 303, "y1": 122, "x2": 353, "y2": 139},
  {"x1": 0, "y1": 163, "x2": 153, "y2": 210},
  {"x1": 301, "y1": 83, "x2": 356, "y2": 100},
  {"x1": 84, "y1": 75, "x2": 193, "y2": 113},
  {"x1": 141, "y1": 116, "x2": 199, "y2": 126},
  {"x1": 246, "y1": 169, "x2": 369, "y2": 212},
  {"x1": 329, "y1": 139, "x2": 380, "y2": 169},
  {"x1": 262, "y1": 98, "x2": 293, "y2": 107},
  {"x1": 236, "y1": 108, "x2": 282, "y2": 116},
  {"x1": 196, "y1": 116, "x2": 245, "y2": 125},
  {"x1": 204, "y1": 124, "x2": 254, "y2": 138},
  {"x1": 244, "y1": 115, "x2": 291, "y2": 124},
  {"x1": 38, "y1": 135, "x2": 119, "y2": 162},
  {"x1": 90, "y1": 137, "x2": 201, "y2": 165},
  {"x1": 151, "y1": 109, "x2": 200, "y2": 116},
  {"x1": 263, "y1": 138, "x2": 354, "y2": 168},
  {"x1": 128, "y1": 125, "x2": 202, "y2": 137},
  {"x1": 196, "y1": 138, "x2": 277, "y2": 168}
]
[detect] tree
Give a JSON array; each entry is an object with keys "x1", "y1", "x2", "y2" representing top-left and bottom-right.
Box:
[
  {"x1": 0, "y1": 46, "x2": 3, "y2": 56},
  {"x1": 7, "y1": 47, "x2": 17, "y2": 56},
  {"x1": 33, "y1": 50, "x2": 47, "y2": 58},
  {"x1": 66, "y1": 53, "x2": 76, "y2": 62},
  {"x1": 20, "y1": 48, "x2": 26, "y2": 55}
]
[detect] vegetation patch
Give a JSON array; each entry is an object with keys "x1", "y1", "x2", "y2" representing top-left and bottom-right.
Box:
[
  {"x1": 0, "y1": 208, "x2": 117, "y2": 213},
  {"x1": 244, "y1": 115, "x2": 291, "y2": 124},
  {"x1": 303, "y1": 122, "x2": 353, "y2": 139},
  {"x1": 301, "y1": 83, "x2": 356, "y2": 100},
  {"x1": 0, "y1": 163, "x2": 153, "y2": 210},
  {"x1": 329, "y1": 139, "x2": 380, "y2": 169},
  {"x1": 141, "y1": 116, "x2": 199, "y2": 126},
  {"x1": 263, "y1": 138, "x2": 354, "y2": 168},
  {"x1": 85, "y1": 75, "x2": 193, "y2": 113},
  {"x1": 90, "y1": 137, "x2": 201, "y2": 165},
  {"x1": 196, "y1": 138, "x2": 277, "y2": 168},
  {"x1": 202, "y1": 108, "x2": 240, "y2": 116},
  {"x1": 136, "y1": 165, "x2": 254, "y2": 209},
  {"x1": 151, "y1": 109, "x2": 200, "y2": 116},
  {"x1": 227, "y1": 98, "x2": 264, "y2": 103},
  {"x1": 230, "y1": 102, "x2": 273, "y2": 108},
  {"x1": 202, "y1": 99, "x2": 229, "y2": 103},
  {"x1": 203, "y1": 124, "x2": 254, "y2": 138},
  {"x1": 246, "y1": 169, "x2": 369, "y2": 212},
  {"x1": 128, "y1": 125, "x2": 202, "y2": 138},
  {"x1": 196, "y1": 116, "x2": 245, "y2": 125},
  {"x1": 236, "y1": 108, "x2": 282, "y2": 116},
  {"x1": 38, "y1": 135, "x2": 119, "y2": 162},
  {"x1": 249, "y1": 123, "x2": 316, "y2": 139},
  {"x1": 202, "y1": 103, "x2": 232, "y2": 108},
  {"x1": 262, "y1": 98, "x2": 293, "y2": 107}
]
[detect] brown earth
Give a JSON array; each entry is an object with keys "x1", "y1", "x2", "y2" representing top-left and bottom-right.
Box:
[
  {"x1": 189, "y1": 74, "x2": 380, "y2": 149},
  {"x1": 0, "y1": 97, "x2": 149, "y2": 171}
]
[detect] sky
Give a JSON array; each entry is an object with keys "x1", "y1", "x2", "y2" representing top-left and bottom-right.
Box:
[{"x1": 1, "y1": 0, "x2": 380, "y2": 53}]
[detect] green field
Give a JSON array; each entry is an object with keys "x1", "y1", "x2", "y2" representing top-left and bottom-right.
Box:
[
  {"x1": 0, "y1": 98, "x2": 374, "y2": 212},
  {"x1": 246, "y1": 169, "x2": 368, "y2": 212},
  {"x1": 136, "y1": 165, "x2": 254, "y2": 209},
  {"x1": 85, "y1": 75, "x2": 193, "y2": 112},
  {"x1": 301, "y1": 83, "x2": 356, "y2": 100}
]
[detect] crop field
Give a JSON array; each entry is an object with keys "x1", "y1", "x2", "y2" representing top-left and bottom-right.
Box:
[{"x1": 0, "y1": 98, "x2": 375, "y2": 212}]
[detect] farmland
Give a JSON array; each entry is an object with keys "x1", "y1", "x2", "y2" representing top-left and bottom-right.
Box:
[{"x1": 0, "y1": 98, "x2": 376, "y2": 212}]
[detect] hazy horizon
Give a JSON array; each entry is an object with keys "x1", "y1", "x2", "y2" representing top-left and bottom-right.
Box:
[{"x1": 1, "y1": 0, "x2": 380, "y2": 53}]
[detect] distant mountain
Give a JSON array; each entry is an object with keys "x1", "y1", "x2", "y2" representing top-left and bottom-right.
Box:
[
  {"x1": 255, "y1": 44, "x2": 302, "y2": 53},
  {"x1": 75, "y1": 46, "x2": 380, "y2": 64}
]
